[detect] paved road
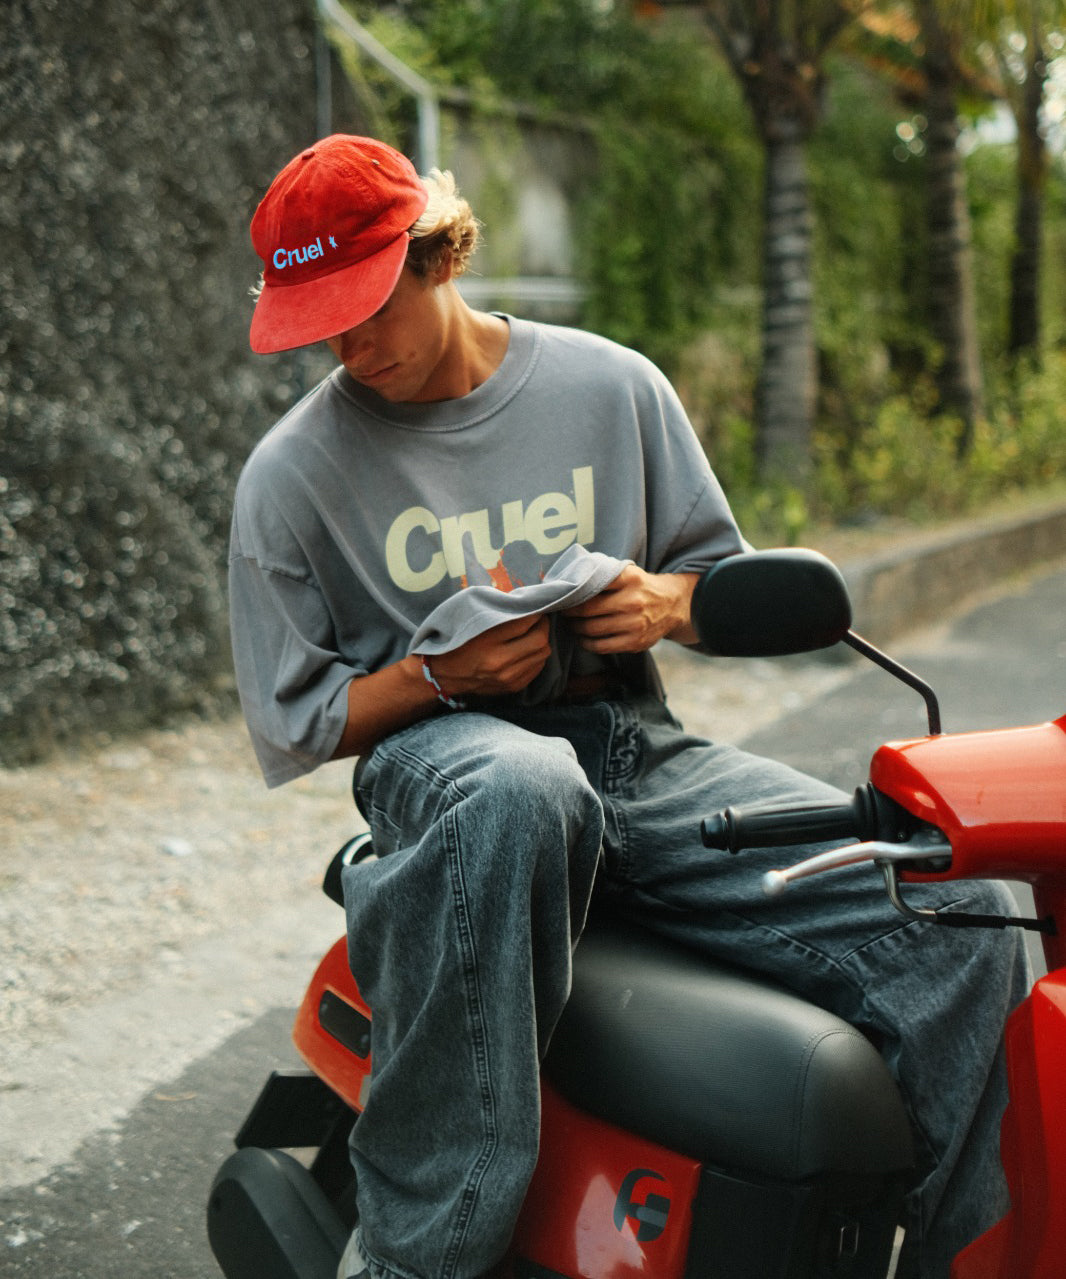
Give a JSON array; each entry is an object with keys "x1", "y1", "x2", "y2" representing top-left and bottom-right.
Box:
[
  {"x1": 2, "y1": 561, "x2": 1064, "y2": 1279},
  {"x1": 742, "y1": 560, "x2": 1066, "y2": 980},
  {"x1": 742, "y1": 561, "x2": 1066, "y2": 791}
]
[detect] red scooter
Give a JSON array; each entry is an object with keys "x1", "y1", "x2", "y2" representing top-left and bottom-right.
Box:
[{"x1": 207, "y1": 549, "x2": 1065, "y2": 1279}]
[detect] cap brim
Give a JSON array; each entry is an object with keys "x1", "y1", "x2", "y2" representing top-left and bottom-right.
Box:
[{"x1": 249, "y1": 234, "x2": 410, "y2": 355}]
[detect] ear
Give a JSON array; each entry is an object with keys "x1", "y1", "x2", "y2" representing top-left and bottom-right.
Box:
[{"x1": 432, "y1": 258, "x2": 455, "y2": 285}]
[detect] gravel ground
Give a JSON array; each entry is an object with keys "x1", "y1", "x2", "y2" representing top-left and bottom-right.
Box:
[
  {"x1": 0, "y1": 716, "x2": 356, "y2": 1063},
  {"x1": 0, "y1": 643, "x2": 850, "y2": 1074}
]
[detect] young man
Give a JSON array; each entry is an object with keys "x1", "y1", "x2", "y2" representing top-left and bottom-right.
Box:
[{"x1": 230, "y1": 135, "x2": 1028, "y2": 1279}]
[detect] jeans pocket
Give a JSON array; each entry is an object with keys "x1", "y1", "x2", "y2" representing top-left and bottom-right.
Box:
[{"x1": 603, "y1": 701, "x2": 643, "y2": 797}]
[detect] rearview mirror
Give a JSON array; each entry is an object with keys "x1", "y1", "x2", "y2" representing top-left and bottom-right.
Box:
[{"x1": 691, "y1": 549, "x2": 852, "y2": 657}]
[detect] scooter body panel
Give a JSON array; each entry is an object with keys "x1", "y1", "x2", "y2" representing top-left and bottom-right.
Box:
[
  {"x1": 293, "y1": 936, "x2": 373, "y2": 1115},
  {"x1": 285, "y1": 917, "x2": 913, "y2": 1279},
  {"x1": 952, "y1": 970, "x2": 1066, "y2": 1279},
  {"x1": 870, "y1": 716, "x2": 1066, "y2": 882},
  {"x1": 513, "y1": 1081, "x2": 699, "y2": 1279}
]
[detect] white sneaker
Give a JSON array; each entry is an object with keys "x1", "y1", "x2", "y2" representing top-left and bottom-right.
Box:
[{"x1": 337, "y1": 1232, "x2": 369, "y2": 1279}]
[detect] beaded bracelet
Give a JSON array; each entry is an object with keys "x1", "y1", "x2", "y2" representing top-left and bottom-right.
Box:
[{"x1": 420, "y1": 655, "x2": 466, "y2": 710}]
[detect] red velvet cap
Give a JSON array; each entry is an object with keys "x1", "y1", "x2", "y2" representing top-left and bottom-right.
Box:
[{"x1": 249, "y1": 135, "x2": 429, "y2": 354}]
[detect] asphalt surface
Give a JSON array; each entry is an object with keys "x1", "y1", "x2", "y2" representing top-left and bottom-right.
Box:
[
  {"x1": 2, "y1": 559, "x2": 1065, "y2": 1279},
  {"x1": 745, "y1": 560, "x2": 1066, "y2": 787}
]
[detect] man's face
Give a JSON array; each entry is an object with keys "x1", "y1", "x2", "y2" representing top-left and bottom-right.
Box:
[{"x1": 325, "y1": 266, "x2": 449, "y2": 404}]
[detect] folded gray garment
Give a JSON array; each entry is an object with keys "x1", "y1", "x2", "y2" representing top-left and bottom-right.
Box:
[
  {"x1": 408, "y1": 543, "x2": 629, "y2": 704},
  {"x1": 409, "y1": 543, "x2": 627, "y2": 654}
]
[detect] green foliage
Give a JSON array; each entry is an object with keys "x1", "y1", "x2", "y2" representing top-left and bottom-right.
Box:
[
  {"x1": 810, "y1": 60, "x2": 929, "y2": 409},
  {"x1": 1044, "y1": 167, "x2": 1066, "y2": 348},
  {"x1": 575, "y1": 28, "x2": 762, "y2": 369},
  {"x1": 693, "y1": 345, "x2": 1066, "y2": 546},
  {"x1": 1, "y1": 0, "x2": 328, "y2": 765},
  {"x1": 809, "y1": 349, "x2": 1066, "y2": 525},
  {"x1": 966, "y1": 141, "x2": 1020, "y2": 358},
  {"x1": 344, "y1": 0, "x2": 626, "y2": 106},
  {"x1": 289, "y1": 3, "x2": 1066, "y2": 544}
]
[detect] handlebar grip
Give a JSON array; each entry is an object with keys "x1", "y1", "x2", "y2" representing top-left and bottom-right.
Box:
[{"x1": 701, "y1": 784, "x2": 905, "y2": 853}]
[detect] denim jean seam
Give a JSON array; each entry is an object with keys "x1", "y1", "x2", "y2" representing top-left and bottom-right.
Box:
[
  {"x1": 598, "y1": 704, "x2": 642, "y2": 882},
  {"x1": 360, "y1": 741, "x2": 459, "y2": 854},
  {"x1": 719, "y1": 908, "x2": 944, "y2": 1200},
  {"x1": 716, "y1": 906, "x2": 905, "y2": 1017},
  {"x1": 715, "y1": 908, "x2": 943, "y2": 1240},
  {"x1": 834, "y1": 894, "x2": 971, "y2": 963},
  {"x1": 360, "y1": 801, "x2": 401, "y2": 849},
  {"x1": 602, "y1": 702, "x2": 642, "y2": 796},
  {"x1": 596, "y1": 792, "x2": 625, "y2": 883},
  {"x1": 439, "y1": 792, "x2": 500, "y2": 1278},
  {"x1": 375, "y1": 739, "x2": 455, "y2": 797},
  {"x1": 355, "y1": 1225, "x2": 420, "y2": 1279},
  {"x1": 642, "y1": 899, "x2": 890, "y2": 1028}
]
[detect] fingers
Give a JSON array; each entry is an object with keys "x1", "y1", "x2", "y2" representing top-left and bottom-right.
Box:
[
  {"x1": 429, "y1": 612, "x2": 551, "y2": 695},
  {"x1": 563, "y1": 567, "x2": 697, "y2": 653},
  {"x1": 564, "y1": 565, "x2": 647, "y2": 651},
  {"x1": 483, "y1": 612, "x2": 552, "y2": 640},
  {"x1": 567, "y1": 614, "x2": 639, "y2": 653},
  {"x1": 563, "y1": 565, "x2": 637, "y2": 620}
]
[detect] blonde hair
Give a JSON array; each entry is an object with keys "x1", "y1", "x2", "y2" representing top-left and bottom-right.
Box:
[{"x1": 405, "y1": 169, "x2": 481, "y2": 279}]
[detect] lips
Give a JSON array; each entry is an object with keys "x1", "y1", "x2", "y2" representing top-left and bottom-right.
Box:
[{"x1": 355, "y1": 364, "x2": 398, "y2": 384}]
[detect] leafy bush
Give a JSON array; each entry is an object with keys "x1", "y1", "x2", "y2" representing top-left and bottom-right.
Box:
[
  {"x1": 812, "y1": 350, "x2": 1066, "y2": 530},
  {"x1": 0, "y1": 0, "x2": 329, "y2": 764}
]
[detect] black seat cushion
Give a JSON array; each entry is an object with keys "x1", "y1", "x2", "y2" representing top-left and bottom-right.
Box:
[{"x1": 544, "y1": 917, "x2": 913, "y2": 1181}]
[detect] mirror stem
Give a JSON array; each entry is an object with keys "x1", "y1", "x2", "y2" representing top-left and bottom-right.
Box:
[{"x1": 843, "y1": 631, "x2": 942, "y2": 736}]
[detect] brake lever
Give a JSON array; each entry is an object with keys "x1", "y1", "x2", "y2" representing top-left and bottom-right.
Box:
[{"x1": 761, "y1": 839, "x2": 948, "y2": 898}]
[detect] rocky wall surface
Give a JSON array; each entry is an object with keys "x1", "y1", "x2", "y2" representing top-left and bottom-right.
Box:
[{"x1": 0, "y1": 0, "x2": 340, "y2": 764}]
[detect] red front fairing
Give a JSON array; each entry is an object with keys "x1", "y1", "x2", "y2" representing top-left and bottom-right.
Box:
[
  {"x1": 870, "y1": 714, "x2": 1066, "y2": 884},
  {"x1": 871, "y1": 714, "x2": 1066, "y2": 1278}
]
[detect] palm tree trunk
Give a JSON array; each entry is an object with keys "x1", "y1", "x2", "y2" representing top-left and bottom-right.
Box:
[
  {"x1": 918, "y1": 3, "x2": 983, "y2": 451},
  {"x1": 755, "y1": 128, "x2": 816, "y2": 483},
  {"x1": 1008, "y1": 39, "x2": 1047, "y2": 359}
]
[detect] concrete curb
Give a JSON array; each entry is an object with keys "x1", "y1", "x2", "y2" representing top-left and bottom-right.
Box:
[{"x1": 837, "y1": 497, "x2": 1066, "y2": 647}]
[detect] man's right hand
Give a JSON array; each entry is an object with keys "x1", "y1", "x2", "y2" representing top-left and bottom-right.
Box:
[
  {"x1": 424, "y1": 613, "x2": 552, "y2": 698},
  {"x1": 332, "y1": 614, "x2": 552, "y2": 762}
]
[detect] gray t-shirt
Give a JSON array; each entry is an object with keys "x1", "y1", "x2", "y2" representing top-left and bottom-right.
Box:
[{"x1": 229, "y1": 317, "x2": 745, "y2": 785}]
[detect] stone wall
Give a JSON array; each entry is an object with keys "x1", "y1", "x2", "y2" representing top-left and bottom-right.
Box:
[
  {"x1": 0, "y1": 0, "x2": 336, "y2": 763},
  {"x1": 443, "y1": 105, "x2": 595, "y2": 324}
]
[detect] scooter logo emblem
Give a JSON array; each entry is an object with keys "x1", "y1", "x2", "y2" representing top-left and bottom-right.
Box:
[{"x1": 613, "y1": 1169, "x2": 671, "y2": 1242}]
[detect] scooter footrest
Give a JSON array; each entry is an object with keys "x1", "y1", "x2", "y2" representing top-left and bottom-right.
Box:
[
  {"x1": 236, "y1": 1069, "x2": 353, "y2": 1150},
  {"x1": 207, "y1": 1146, "x2": 348, "y2": 1279}
]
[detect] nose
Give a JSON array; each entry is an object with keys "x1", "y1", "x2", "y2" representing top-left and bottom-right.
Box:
[{"x1": 336, "y1": 323, "x2": 373, "y2": 365}]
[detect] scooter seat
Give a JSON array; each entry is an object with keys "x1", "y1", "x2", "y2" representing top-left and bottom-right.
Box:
[{"x1": 544, "y1": 915, "x2": 913, "y2": 1181}]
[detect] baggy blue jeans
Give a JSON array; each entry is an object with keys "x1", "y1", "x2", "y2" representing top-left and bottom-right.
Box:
[{"x1": 341, "y1": 695, "x2": 1031, "y2": 1279}]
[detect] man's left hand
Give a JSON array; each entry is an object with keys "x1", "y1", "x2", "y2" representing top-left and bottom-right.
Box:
[{"x1": 563, "y1": 565, "x2": 699, "y2": 653}]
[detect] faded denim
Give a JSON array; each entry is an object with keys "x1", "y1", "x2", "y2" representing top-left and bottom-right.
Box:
[{"x1": 342, "y1": 695, "x2": 1030, "y2": 1279}]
